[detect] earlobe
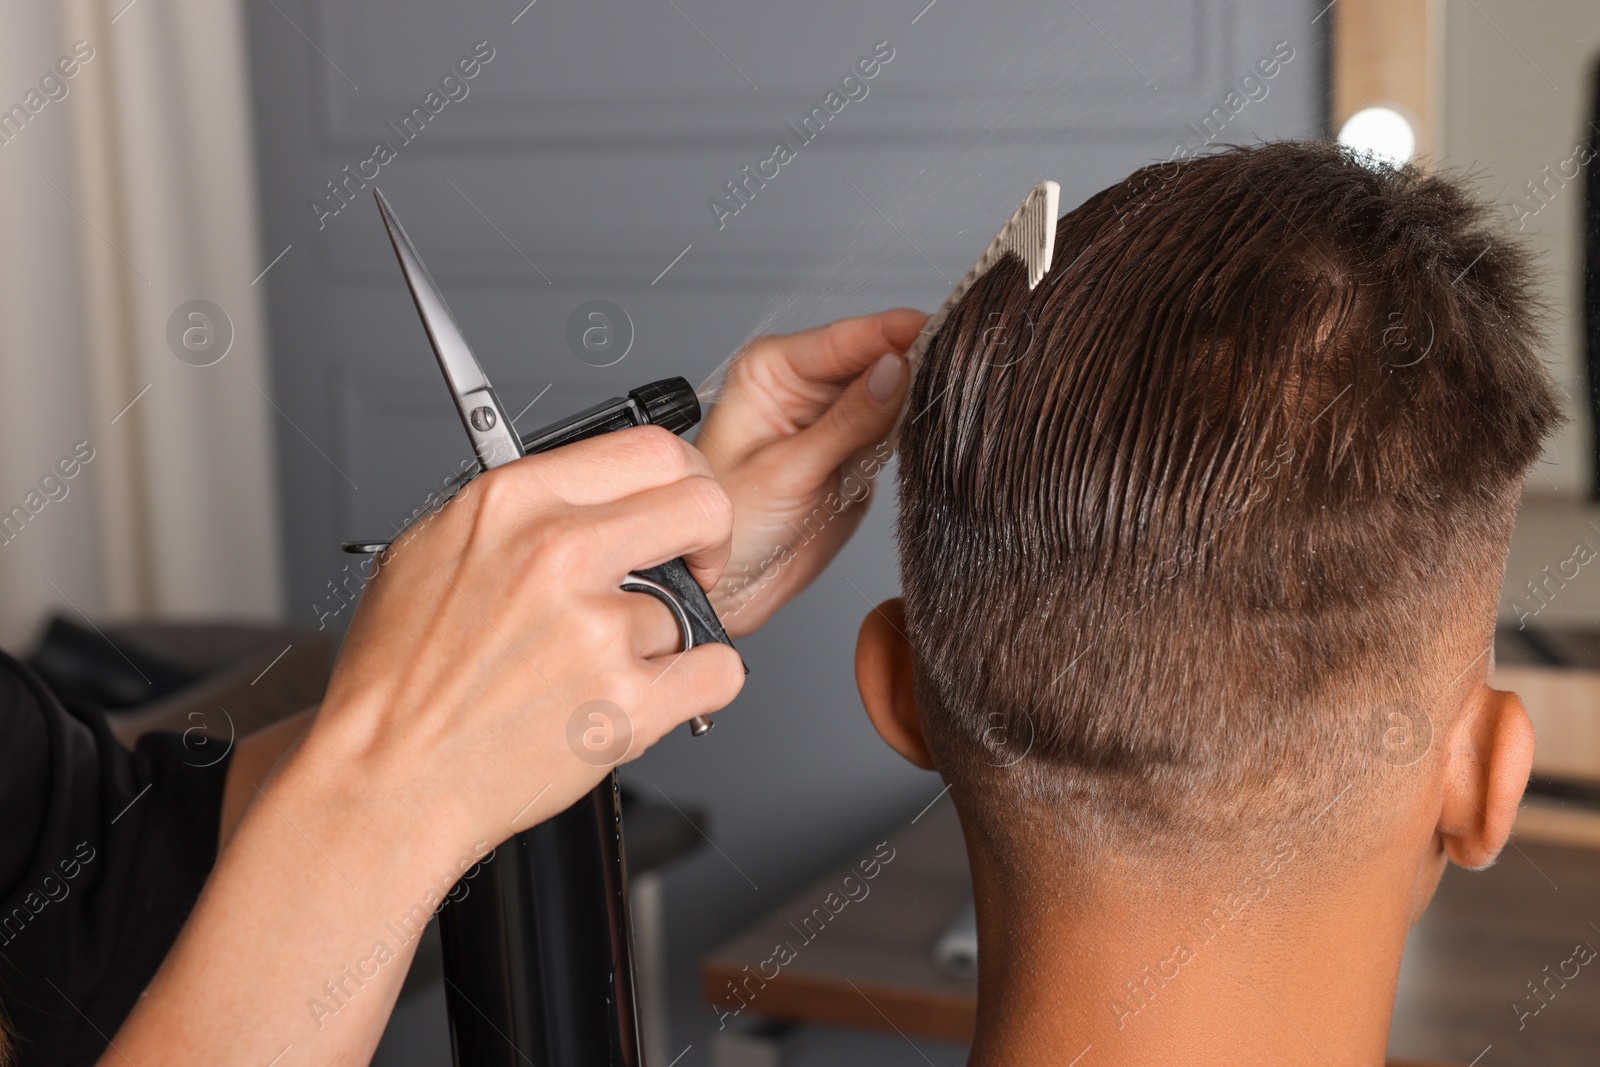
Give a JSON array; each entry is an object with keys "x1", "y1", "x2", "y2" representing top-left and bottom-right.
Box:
[
  {"x1": 1438, "y1": 687, "x2": 1535, "y2": 870},
  {"x1": 855, "y1": 598, "x2": 937, "y2": 770}
]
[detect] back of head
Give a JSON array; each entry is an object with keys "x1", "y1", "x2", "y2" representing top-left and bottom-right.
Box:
[{"x1": 895, "y1": 141, "x2": 1562, "y2": 876}]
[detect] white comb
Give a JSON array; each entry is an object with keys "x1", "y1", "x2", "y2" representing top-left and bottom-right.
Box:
[{"x1": 892, "y1": 179, "x2": 1059, "y2": 439}]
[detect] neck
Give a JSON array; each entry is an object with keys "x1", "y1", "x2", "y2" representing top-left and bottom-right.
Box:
[{"x1": 965, "y1": 835, "x2": 1414, "y2": 1067}]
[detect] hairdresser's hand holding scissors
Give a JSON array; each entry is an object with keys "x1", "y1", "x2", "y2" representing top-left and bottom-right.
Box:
[
  {"x1": 107, "y1": 429, "x2": 744, "y2": 1063},
  {"x1": 322, "y1": 429, "x2": 747, "y2": 836},
  {"x1": 103, "y1": 299, "x2": 921, "y2": 1064},
  {"x1": 697, "y1": 308, "x2": 928, "y2": 635}
]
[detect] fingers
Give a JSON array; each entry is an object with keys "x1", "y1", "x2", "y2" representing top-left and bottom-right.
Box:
[
  {"x1": 636, "y1": 643, "x2": 745, "y2": 740},
  {"x1": 774, "y1": 351, "x2": 907, "y2": 487},
  {"x1": 502, "y1": 425, "x2": 715, "y2": 507},
  {"x1": 617, "y1": 586, "x2": 693, "y2": 659},
  {"x1": 744, "y1": 309, "x2": 928, "y2": 385},
  {"x1": 699, "y1": 309, "x2": 927, "y2": 457},
  {"x1": 579, "y1": 475, "x2": 733, "y2": 590},
  {"x1": 560, "y1": 644, "x2": 741, "y2": 773}
]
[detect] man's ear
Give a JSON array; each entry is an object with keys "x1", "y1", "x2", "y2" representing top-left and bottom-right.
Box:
[
  {"x1": 855, "y1": 597, "x2": 936, "y2": 770},
  {"x1": 1437, "y1": 685, "x2": 1535, "y2": 870}
]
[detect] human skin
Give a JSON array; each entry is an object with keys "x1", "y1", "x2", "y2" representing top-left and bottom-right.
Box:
[
  {"x1": 212, "y1": 308, "x2": 927, "y2": 842},
  {"x1": 696, "y1": 308, "x2": 928, "y2": 636},
  {"x1": 856, "y1": 597, "x2": 1534, "y2": 1067},
  {"x1": 215, "y1": 308, "x2": 928, "y2": 842},
  {"x1": 98, "y1": 309, "x2": 924, "y2": 1066}
]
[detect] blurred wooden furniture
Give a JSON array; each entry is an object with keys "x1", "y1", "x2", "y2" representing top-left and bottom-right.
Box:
[
  {"x1": 25, "y1": 615, "x2": 333, "y2": 748},
  {"x1": 99, "y1": 621, "x2": 333, "y2": 746},
  {"x1": 1506, "y1": 665, "x2": 1600, "y2": 781},
  {"x1": 703, "y1": 801, "x2": 974, "y2": 1048},
  {"x1": 1496, "y1": 626, "x2": 1600, "y2": 850}
]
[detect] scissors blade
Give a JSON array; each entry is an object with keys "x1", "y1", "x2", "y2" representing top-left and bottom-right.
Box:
[{"x1": 374, "y1": 188, "x2": 524, "y2": 470}]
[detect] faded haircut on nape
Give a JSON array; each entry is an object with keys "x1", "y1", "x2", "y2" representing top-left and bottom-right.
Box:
[{"x1": 894, "y1": 141, "x2": 1562, "y2": 870}]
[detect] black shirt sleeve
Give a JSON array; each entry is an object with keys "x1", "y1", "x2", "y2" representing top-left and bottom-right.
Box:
[{"x1": 0, "y1": 648, "x2": 231, "y2": 1066}]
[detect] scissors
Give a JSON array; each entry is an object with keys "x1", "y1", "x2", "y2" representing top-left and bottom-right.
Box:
[{"x1": 350, "y1": 187, "x2": 737, "y2": 735}]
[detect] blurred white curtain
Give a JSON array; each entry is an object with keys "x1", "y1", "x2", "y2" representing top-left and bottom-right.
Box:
[
  {"x1": 0, "y1": 1, "x2": 104, "y2": 649},
  {"x1": 0, "y1": 0, "x2": 282, "y2": 648}
]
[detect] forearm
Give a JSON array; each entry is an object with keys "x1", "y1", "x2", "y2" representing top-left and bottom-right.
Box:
[
  {"x1": 105, "y1": 728, "x2": 469, "y2": 1066},
  {"x1": 220, "y1": 706, "x2": 317, "y2": 846}
]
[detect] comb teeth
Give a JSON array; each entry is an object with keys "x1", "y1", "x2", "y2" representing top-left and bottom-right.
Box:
[
  {"x1": 892, "y1": 180, "x2": 1059, "y2": 441},
  {"x1": 987, "y1": 179, "x2": 1060, "y2": 291}
]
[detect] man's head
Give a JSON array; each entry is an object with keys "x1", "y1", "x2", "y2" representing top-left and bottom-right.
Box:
[{"x1": 857, "y1": 142, "x2": 1562, "y2": 892}]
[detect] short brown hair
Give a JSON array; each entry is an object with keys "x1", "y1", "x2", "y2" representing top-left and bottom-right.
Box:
[{"x1": 896, "y1": 142, "x2": 1562, "y2": 860}]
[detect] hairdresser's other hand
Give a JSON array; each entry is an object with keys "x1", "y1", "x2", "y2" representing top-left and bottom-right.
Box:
[
  {"x1": 294, "y1": 426, "x2": 745, "y2": 853},
  {"x1": 696, "y1": 308, "x2": 926, "y2": 637}
]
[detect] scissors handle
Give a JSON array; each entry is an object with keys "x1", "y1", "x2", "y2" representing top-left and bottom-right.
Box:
[{"x1": 621, "y1": 561, "x2": 737, "y2": 735}]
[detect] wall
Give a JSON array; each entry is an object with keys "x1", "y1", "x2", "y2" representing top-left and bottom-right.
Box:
[{"x1": 1437, "y1": 0, "x2": 1600, "y2": 626}]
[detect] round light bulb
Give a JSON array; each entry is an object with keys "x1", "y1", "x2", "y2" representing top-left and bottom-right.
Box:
[{"x1": 1337, "y1": 106, "x2": 1416, "y2": 166}]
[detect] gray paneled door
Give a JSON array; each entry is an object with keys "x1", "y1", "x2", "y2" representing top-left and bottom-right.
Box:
[{"x1": 243, "y1": 0, "x2": 1322, "y2": 1062}]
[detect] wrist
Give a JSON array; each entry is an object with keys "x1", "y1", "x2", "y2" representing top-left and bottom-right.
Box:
[
  {"x1": 271, "y1": 709, "x2": 477, "y2": 887},
  {"x1": 120, "y1": 702, "x2": 486, "y2": 1061}
]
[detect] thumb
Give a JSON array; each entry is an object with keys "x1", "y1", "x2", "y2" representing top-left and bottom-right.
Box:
[{"x1": 780, "y1": 353, "x2": 907, "y2": 486}]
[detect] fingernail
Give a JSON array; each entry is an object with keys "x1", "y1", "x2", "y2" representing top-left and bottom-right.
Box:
[{"x1": 867, "y1": 354, "x2": 904, "y2": 404}]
